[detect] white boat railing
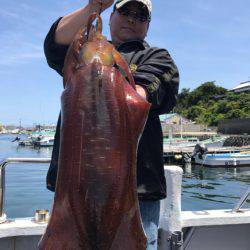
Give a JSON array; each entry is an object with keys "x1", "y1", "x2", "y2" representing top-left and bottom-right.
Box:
[
  {"x1": 232, "y1": 187, "x2": 250, "y2": 213},
  {"x1": 159, "y1": 165, "x2": 250, "y2": 250},
  {"x1": 0, "y1": 158, "x2": 51, "y2": 222}
]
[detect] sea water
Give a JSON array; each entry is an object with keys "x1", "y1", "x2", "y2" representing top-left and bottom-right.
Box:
[{"x1": 0, "y1": 134, "x2": 249, "y2": 218}]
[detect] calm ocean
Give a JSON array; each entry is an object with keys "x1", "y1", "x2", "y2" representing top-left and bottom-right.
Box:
[{"x1": 0, "y1": 134, "x2": 249, "y2": 218}]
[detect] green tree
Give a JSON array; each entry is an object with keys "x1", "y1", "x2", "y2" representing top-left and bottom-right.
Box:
[{"x1": 174, "y1": 81, "x2": 250, "y2": 126}]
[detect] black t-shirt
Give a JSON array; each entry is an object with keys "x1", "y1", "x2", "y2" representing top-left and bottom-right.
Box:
[{"x1": 44, "y1": 18, "x2": 179, "y2": 201}]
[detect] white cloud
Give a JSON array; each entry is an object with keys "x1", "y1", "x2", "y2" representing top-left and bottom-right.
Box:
[
  {"x1": 0, "y1": 9, "x2": 20, "y2": 19},
  {"x1": 196, "y1": 1, "x2": 214, "y2": 12},
  {"x1": 0, "y1": 39, "x2": 44, "y2": 66}
]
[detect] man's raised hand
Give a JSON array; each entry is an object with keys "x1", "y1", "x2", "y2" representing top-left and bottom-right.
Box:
[{"x1": 89, "y1": 0, "x2": 115, "y2": 13}]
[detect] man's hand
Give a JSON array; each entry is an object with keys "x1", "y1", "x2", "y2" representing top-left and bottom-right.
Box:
[
  {"x1": 136, "y1": 85, "x2": 148, "y2": 100},
  {"x1": 89, "y1": 0, "x2": 115, "y2": 13}
]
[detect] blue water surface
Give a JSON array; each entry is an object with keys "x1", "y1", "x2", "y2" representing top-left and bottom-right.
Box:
[
  {"x1": 0, "y1": 134, "x2": 249, "y2": 218},
  {"x1": 0, "y1": 134, "x2": 53, "y2": 218}
]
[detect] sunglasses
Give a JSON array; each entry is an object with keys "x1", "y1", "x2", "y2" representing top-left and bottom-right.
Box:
[{"x1": 117, "y1": 8, "x2": 150, "y2": 22}]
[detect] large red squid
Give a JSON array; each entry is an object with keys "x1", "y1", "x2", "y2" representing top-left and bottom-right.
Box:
[{"x1": 39, "y1": 13, "x2": 150, "y2": 249}]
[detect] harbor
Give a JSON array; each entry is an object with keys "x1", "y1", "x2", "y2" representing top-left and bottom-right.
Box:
[
  {"x1": 1, "y1": 133, "x2": 249, "y2": 218},
  {"x1": 163, "y1": 143, "x2": 250, "y2": 165},
  {"x1": 1, "y1": 117, "x2": 249, "y2": 249},
  {"x1": 161, "y1": 114, "x2": 250, "y2": 167},
  {"x1": 1, "y1": 116, "x2": 250, "y2": 249},
  {"x1": 6, "y1": 128, "x2": 56, "y2": 148},
  {"x1": 0, "y1": 133, "x2": 250, "y2": 249}
]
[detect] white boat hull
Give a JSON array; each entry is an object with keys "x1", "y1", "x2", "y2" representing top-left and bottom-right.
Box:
[
  {"x1": 34, "y1": 136, "x2": 54, "y2": 147},
  {"x1": 195, "y1": 153, "x2": 250, "y2": 167}
]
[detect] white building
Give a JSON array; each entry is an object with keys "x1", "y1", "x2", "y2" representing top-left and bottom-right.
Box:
[
  {"x1": 231, "y1": 81, "x2": 250, "y2": 93},
  {"x1": 159, "y1": 113, "x2": 192, "y2": 125}
]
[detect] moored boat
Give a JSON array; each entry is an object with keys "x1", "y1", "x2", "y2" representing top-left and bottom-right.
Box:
[
  {"x1": 34, "y1": 135, "x2": 54, "y2": 147},
  {"x1": 18, "y1": 129, "x2": 55, "y2": 147},
  {"x1": 194, "y1": 152, "x2": 250, "y2": 167}
]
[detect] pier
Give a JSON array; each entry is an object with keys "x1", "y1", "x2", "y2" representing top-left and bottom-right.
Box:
[
  {"x1": 163, "y1": 145, "x2": 250, "y2": 164},
  {"x1": 164, "y1": 145, "x2": 250, "y2": 154}
]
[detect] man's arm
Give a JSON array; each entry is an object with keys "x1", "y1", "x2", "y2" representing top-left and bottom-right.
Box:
[
  {"x1": 55, "y1": 0, "x2": 114, "y2": 45},
  {"x1": 44, "y1": 1, "x2": 114, "y2": 76}
]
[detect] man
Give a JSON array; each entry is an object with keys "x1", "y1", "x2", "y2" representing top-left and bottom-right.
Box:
[{"x1": 44, "y1": 0, "x2": 179, "y2": 249}]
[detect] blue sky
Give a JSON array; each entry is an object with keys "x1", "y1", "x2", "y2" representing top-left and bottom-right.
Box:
[{"x1": 0, "y1": 0, "x2": 249, "y2": 126}]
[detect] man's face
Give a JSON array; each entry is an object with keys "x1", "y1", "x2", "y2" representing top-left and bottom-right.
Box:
[{"x1": 109, "y1": 2, "x2": 150, "y2": 47}]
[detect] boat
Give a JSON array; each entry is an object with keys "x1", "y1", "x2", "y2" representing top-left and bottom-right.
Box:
[
  {"x1": 0, "y1": 159, "x2": 249, "y2": 249},
  {"x1": 29, "y1": 129, "x2": 55, "y2": 143},
  {"x1": 18, "y1": 129, "x2": 55, "y2": 147},
  {"x1": 163, "y1": 135, "x2": 227, "y2": 165},
  {"x1": 18, "y1": 140, "x2": 34, "y2": 146},
  {"x1": 164, "y1": 135, "x2": 226, "y2": 149},
  {"x1": 164, "y1": 137, "x2": 200, "y2": 147},
  {"x1": 194, "y1": 152, "x2": 250, "y2": 167},
  {"x1": 34, "y1": 135, "x2": 54, "y2": 147}
]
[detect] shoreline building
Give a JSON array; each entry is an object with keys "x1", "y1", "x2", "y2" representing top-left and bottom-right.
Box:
[
  {"x1": 218, "y1": 118, "x2": 250, "y2": 135},
  {"x1": 160, "y1": 113, "x2": 216, "y2": 137},
  {"x1": 231, "y1": 81, "x2": 250, "y2": 93}
]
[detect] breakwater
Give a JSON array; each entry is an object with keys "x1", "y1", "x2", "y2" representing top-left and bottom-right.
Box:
[{"x1": 223, "y1": 135, "x2": 250, "y2": 147}]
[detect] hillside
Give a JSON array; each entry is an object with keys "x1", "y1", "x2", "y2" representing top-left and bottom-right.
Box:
[{"x1": 174, "y1": 82, "x2": 250, "y2": 126}]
